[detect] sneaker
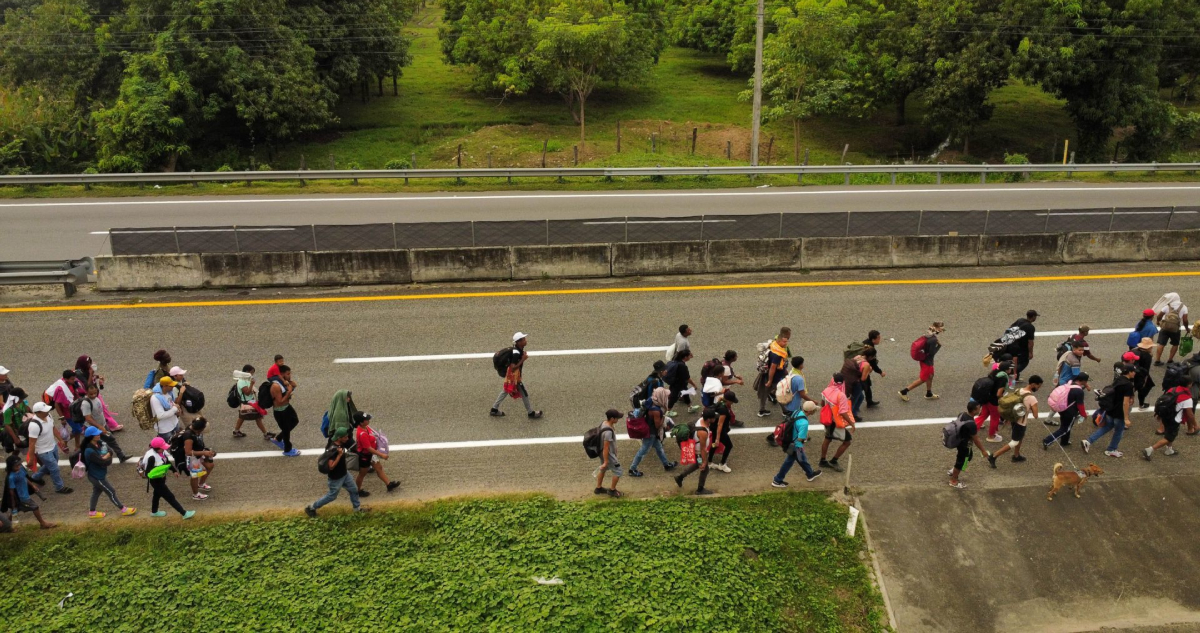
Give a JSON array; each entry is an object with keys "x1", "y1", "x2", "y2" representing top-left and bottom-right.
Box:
[
  {"x1": 1138, "y1": 403, "x2": 1150, "y2": 411},
  {"x1": 665, "y1": 410, "x2": 677, "y2": 417},
  {"x1": 687, "y1": 405, "x2": 701, "y2": 413},
  {"x1": 987, "y1": 454, "x2": 997, "y2": 469},
  {"x1": 120, "y1": 507, "x2": 137, "y2": 517},
  {"x1": 199, "y1": 483, "x2": 212, "y2": 491},
  {"x1": 628, "y1": 468, "x2": 644, "y2": 478},
  {"x1": 528, "y1": 410, "x2": 544, "y2": 419},
  {"x1": 489, "y1": 409, "x2": 505, "y2": 417},
  {"x1": 1144, "y1": 447, "x2": 1154, "y2": 461},
  {"x1": 55, "y1": 487, "x2": 73, "y2": 494},
  {"x1": 151, "y1": 511, "x2": 168, "y2": 517},
  {"x1": 183, "y1": 511, "x2": 196, "y2": 520},
  {"x1": 730, "y1": 420, "x2": 745, "y2": 428},
  {"x1": 898, "y1": 391, "x2": 910, "y2": 402},
  {"x1": 1104, "y1": 450, "x2": 1123, "y2": 458},
  {"x1": 1043, "y1": 442, "x2": 1050, "y2": 451},
  {"x1": 1154, "y1": 360, "x2": 1166, "y2": 367},
  {"x1": 192, "y1": 493, "x2": 208, "y2": 500},
  {"x1": 304, "y1": 506, "x2": 317, "y2": 518},
  {"x1": 826, "y1": 461, "x2": 844, "y2": 473},
  {"x1": 771, "y1": 480, "x2": 789, "y2": 488},
  {"x1": 358, "y1": 490, "x2": 371, "y2": 498},
  {"x1": 1012, "y1": 455, "x2": 1027, "y2": 463},
  {"x1": 766, "y1": 436, "x2": 778, "y2": 447},
  {"x1": 924, "y1": 393, "x2": 940, "y2": 400},
  {"x1": 88, "y1": 511, "x2": 105, "y2": 519},
  {"x1": 806, "y1": 470, "x2": 823, "y2": 482},
  {"x1": 1081, "y1": 439, "x2": 1091, "y2": 454},
  {"x1": 673, "y1": 475, "x2": 683, "y2": 488},
  {"x1": 663, "y1": 461, "x2": 678, "y2": 471},
  {"x1": 387, "y1": 481, "x2": 401, "y2": 492},
  {"x1": 1165, "y1": 447, "x2": 1179, "y2": 456},
  {"x1": 757, "y1": 409, "x2": 771, "y2": 418},
  {"x1": 694, "y1": 488, "x2": 714, "y2": 496},
  {"x1": 867, "y1": 401, "x2": 881, "y2": 408},
  {"x1": 987, "y1": 434, "x2": 1004, "y2": 443},
  {"x1": 713, "y1": 463, "x2": 731, "y2": 473},
  {"x1": 283, "y1": 449, "x2": 301, "y2": 457}
]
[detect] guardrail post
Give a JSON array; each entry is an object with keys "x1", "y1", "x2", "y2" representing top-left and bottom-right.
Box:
[
  {"x1": 1108, "y1": 208, "x2": 1116, "y2": 231},
  {"x1": 1167, "y1": 206, "x2": 1176, "y2": 230},
  {"x1": 982, "y1": 210, "x2": 991, "y2": 235},
  {"x1": 233, "y1": 226, "x2": 241, "y2": 253},
  {"x1": 844, "y1": 167, "x2": 850, "y2": 186},
  {"x1": 844, "y1": 212, "x2": 851, "y2": 237},
  {"x1": 980, "y1": 169, "x2": 986, "y2": 184},
  {"x1": 916, "y1": 210, "x2": 924, "y2": 235},
  {"x1": 470, "y1": 221, "x2": 476, "y2": 247},
  {"x1": 1044, "y1": 209, "x2": 1052, "y2": 232},
  {"x1": 699, "y1": 215, "x2": 705, "y2": 241},
  {"x1": 891, "y1": 172, "x2": 896, "y2": 185},
  {"x1": 778, "y1": 212, "x2": 784, "y2": 238},
  {"x1": 624, "y1": 217, "x2": 629, "y2": 243},
  {"x1": 311, "y1": 225, "x2": 318, "y2": 251},
  {"x1": 936, "y1": 171, "x2": 942, "y2": 185},
  {"x1": 545, "y1": 219, "x2": 550, "y2": 245},
  {"x1": 191, "y1": 169, "x2": 198, "y2": 188},
  {"x1": 173, "y1": 227, "x2": 181, "y2": 253},
  {"x1": 392, "y1": 223, "x2": 399, "y2": 249}
]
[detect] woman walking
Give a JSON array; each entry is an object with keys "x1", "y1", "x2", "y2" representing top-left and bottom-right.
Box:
[
  {"x1": 81, "y1": 426, "x2": 135, "y2": 519},
  {"x1": 75, "y1": 355, "x2": 122, "y2": 432},
  {"x1": 141, "y1": 437, "x2": 194, "y2": 519},
  {"x1": 353, "y1": 413, "x2": 399, "y2": 496}
]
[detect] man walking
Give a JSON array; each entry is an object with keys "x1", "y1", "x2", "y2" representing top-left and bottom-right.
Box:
[
  {"x1": 304, "y1": 429, "x2": 365, "y2": 517},
  {"x1": 490, "y1": 333, "x2": 543, "y2": 419},
  {"x1": 268, "y1": 366, "x2": 302, "y2": 457},
  {"x1": 665, "y1": 350, "x2": 700, "y2": 414},
  {"x1": 862, "y1": 331, "x2": 885, "y2": 408},
  {"x1": 1144, "y1": 376, "x2": 1193, "y2": 460},
  {"x1": 949, "y1": 400, "x2": 989, "y2": 489},
  {"x1": 819, "y1": 374, "x2": 855, "y2": 473},
  {"x1": 767, "y1": 356, "x2": 816, "y2": 446},
  {"x1": 757, "y1": 327, "x2": 792, "y2": 417},
  {"x1": 1083, "y1": 363, "x2": 1136, "y2": 458},
  {"x1": 899, "y1": 322, "x2": 943, "y2": 402},
  {"x1": 28, "y1": 402, "x2": 72, "y2": 494},
  {"x1": 1154, "y1": 293, "x2": 1189, "y2": 366},
  {"x1": 772, "y1": 400, "x2": 822, "y2": 487},
  {"x1": 972, "y1": 363, "x2": 1010, "y2": 444},
  {"x1": 673, "y1": 409, "x2": 716, "y2": 495},
  {"x1": 1007, "y1": 310, "x2": 1039, "y2": 381},
  {"x1": 666, "y1": 324, "x2": 692, "y2": 362},
  {"x1": 1043, "y1": 373, "x2": 1089, "y2": 449},
  {"x1": 989, "y1": 375, "x2": 1042, "y2": 466},
  {"x1": 841, "y1": 351, "x2": 872, "y2": 421},
  {"x1": 593, "y1": 409, "x2": 624, "y2": 498}
]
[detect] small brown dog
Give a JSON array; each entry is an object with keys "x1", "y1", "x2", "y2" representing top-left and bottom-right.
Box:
[{"x1": 1047, "y1": 462, "x2": 1103, "y2": 500}]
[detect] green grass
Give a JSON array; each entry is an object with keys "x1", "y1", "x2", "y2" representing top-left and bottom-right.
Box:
[{"x1": 1, "y1": 493, "x2": 886, "y2": 631}]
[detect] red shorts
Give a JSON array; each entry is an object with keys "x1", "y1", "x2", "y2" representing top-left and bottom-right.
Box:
[{"x1": 919, "y1": 362, "x2": 935, "y2": 382}]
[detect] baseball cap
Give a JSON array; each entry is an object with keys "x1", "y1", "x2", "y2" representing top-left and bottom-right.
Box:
[
  {"x1": 802, "y1": 400, "x2": 819, "y2": 413},
  {"x1": 31, "y1": 402, "x2": 52, "y2": 413},
  {"x1": 83, "y1": 426, "x2": 102, "y2": 437},
  {"x1": 722, "y1": 390, "x2": 740, "y2": 404},
  {"x1": 1121, "y1": 351, "x2": 1138, "y2": 363},
  {"x1": 332, "y1": 428, "x2": 350, "y2": 441},
  {"x1": 169, "y1": 366, "x2": 187, "y2": 377},
  {"x1": 353, "y1": 412, "x2": 372, "y2": 425},
  {"x1": 0, "y1": 366, "x2": 8, "y2": 375},
  {"x1": 513, "y1": 332, "x2": 528, "y2": 343},
  {"x1": 159, "y1": 376, "x2": 178, "y2": 388},
  {"x1": 1027, "y1": 310, "x2": 1040, "y2": 318},
  {"x1": 1143, "y1": 308, "x2": 1155, "y2": 317},
  {"x1": 150, "y1": 437, "x2": 169, "y2": 450}
]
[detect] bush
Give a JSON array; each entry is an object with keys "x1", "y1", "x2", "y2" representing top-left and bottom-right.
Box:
[
  {"x1": 216, "y1": 164, "x2": 233, "y2": 172},
  {"x1": 347, "y1": 161, "x2": 362, "y2": 170},
  {"x1": 1003, "y1": 152, "x2": 1030, "y2": 182},
  {"x1": 385, "y1": 158, "x2": 412, "y2": 170},
  {"x1": 256, "y1": 163, "x2": 273, "y2": 171},
  {"x1": 82, "y1": 167, "x2": 98, "y2": 175}
]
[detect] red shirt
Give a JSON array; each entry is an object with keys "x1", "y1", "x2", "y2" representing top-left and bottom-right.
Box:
[
  {"x1": 266, "y1": 364, "x2": 281, "y2": 380},
  {"x1": 355, "y1": 427, "x2": 377, "y2": 454}
]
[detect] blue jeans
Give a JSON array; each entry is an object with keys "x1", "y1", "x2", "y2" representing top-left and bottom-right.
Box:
[
  {"x1": 312, "y1": 472, "x2": 360, "y2": 510},
  {"x1": 630, "y1": 436, "x2": 670, "y2": 471},
  {"x1": 1087, "y1": 413, "x2": 1126, "y2": 452},
  {"x1": 774, "y1": 446, "x2": 815, "y2": 483},
  {"x1": 850, "y1": 383, "x2": 865, "y2": 419},
  {"x1": 36, "y1": 447, "x2": 66, "y2": 491}
]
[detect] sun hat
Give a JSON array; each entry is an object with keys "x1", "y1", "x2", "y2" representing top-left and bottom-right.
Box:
[{"x1": 1137, "y1": 337, "x2": 1155, "y2": 350}]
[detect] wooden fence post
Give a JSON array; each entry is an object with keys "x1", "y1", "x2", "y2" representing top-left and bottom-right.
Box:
[
  {"x1": 691, "y1": 127, "x2": 698, "y2": 155},
  {"x1": 616, "y1": 121, "x2": 622, "y2": 153},
  {"x1": 541, "y1": 140, "x2": 548, "y2": 168}
]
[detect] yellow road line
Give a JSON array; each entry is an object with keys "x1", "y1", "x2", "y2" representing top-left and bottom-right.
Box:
[{"x1": 3, "y1": 270, "x2": 1199, "y2": 314}]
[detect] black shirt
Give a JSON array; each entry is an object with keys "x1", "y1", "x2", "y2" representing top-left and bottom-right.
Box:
[
  {"x1": 957, "y1": 413, "x2": 978, "y2": 446},
  {"x1": 923, "y1": 335, "x2": 941, "y2": 364},
  {"x1": 1110, "y1": 376, "x2": 1134, "y2": 420},
  {"x1": 322, "y1": 447, "x2": 348, "y2": 479},
  {"x1": 862, "y1": 339, "x2": 882, "y2": 375},
  {"x1": 665, "y1": 361, "x2": 690, "y2": 391},
  {"x1": 1008, "y1": 319, "x2": 1035, "y2": 357}
]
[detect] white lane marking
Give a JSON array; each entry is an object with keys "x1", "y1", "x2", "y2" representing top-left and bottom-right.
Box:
[
  {"x1": 1036, "y1": 328, "x2": 1127, "y2": 337},
  {"x1": 334, "y1": 346, "x2": 669, "y2": 364},
  {"x1": 58, "y1": 411, "x2": 1086, "y2": 466},
  {"x1": 92, "y1": 228, "x2": 296, "y2": 235},
  {"x1": 8, "y1": 185, "x2": 1200, "y2": 209}
]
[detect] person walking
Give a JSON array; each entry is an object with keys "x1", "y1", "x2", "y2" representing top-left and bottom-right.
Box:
[
  {"x1": 841, "y1": 351, "x2": 872, "y2": 421},
  {"x1": 1055, "y1": 341, "x2": 1087, "y2": 388},
  {"x1": 705, "y1": 387, "x2": 739, "y2": 474},
  {"x1": 1057, "y1": 326, "x2": 1102, "y2": 365},
  {"x1": 75, "y1": 355, "x2": 122, "y2": 433},
  {"x1": 1043, "y1": 373, "x2": 1089, "y2": 449},
  {"x1": 304, "y1": 429, "x2": 365, "y2": 517},
  {"x1": 756, "y1": 328, "x2": 792, "y2": 417},
  {"x1": 1126, "y1": 309, "x2": 1158, "y2": 350},
  {"x1": 767, "y1": 356, "x2": 816, "y2": 447},
  {"x1": 1131, "y1": 339, "x2": 1156, "y2": 409},
  {"x1": 141, "y1": 437, "x2": 194, "y2": 519},
  {"x1": 1006, "y1": 310, "x2": 1039, "y2": 382},
  {"x1": 673, "y1": 409, "x2": 716, "y2": 495},
  {"x1": 490, "y1": 333, "x2": 543, "y2": 419},
  {"x1": 5, "y1": 454, "x2": 55, "y2": 529},
  {"x1": 592, "y1": 409, "x2": 624, "y2": 498},
  {"x1": 972, "y1": 363, "x2": 1011, "y2": 444},
  {"x1": 771, "y1": 400, "x2": 822, "y2": 487},
  {"x1": 899, "y1": 322, "x2": 943, "y2": 401},
  {"x1": 1153, "y1": 293, "x2": 1190, "y2": 366},
  {"x1": 81, "y1": 426, "x2": 135, "y2": 519},
  {"x1": 144, "y1": 350, "x2": 173, "y2": 388},
  {"x1": 818, "y1": 374, "x2": 855, "y2": 473},
  {"x1": 43, "y1": 370, "x2": 76, "y2": 438},
  {"x1": 79, "y1": 383, "x2": 129, "y2": 463},
  {"x1": 628, "y1": 387, "x2": 677, "y2": 478},
  {"x1": 665, "y1": 350, "x2": 700, "y2": 414},
  {"x1": 862, "y1": 331, "x2": 885, "y2": 408},
  {"x1": 27, "y1": 402, "x2": 71, "y2": 495},
  {"x1": 666, "y1": 324, "x2": 692, "y2": 362},
  {"x1": 1144, "y1": 376, "x2": 1193, "y2": 460},
  {"x1": 269, "y1": 365, "x2": 302, "y2": 457},
  {"x1": 1, "y1": 388, "x2": 30, "y2": 456},
  {"x1": 719, "y1": 350, "x2": 744, "y2": 388},
  {"x1": 0, "y1": 366, "x2": 12, "y2": 403},
  {"x1": 949, "y1": 401, "x2": 989, "y2": 489},
  {"x1": 989, "y1": 375, "x2": 1042, "y2": 466},
  {"x1": 150, "y1": 376, "x2": 182, "y2": 442},
  {"x1": 353, "y1": 413, "x2": 400, "y2": 496},
  {"x1": 232, "y1": 365, "x2": 273, "y2": 441},
  {"x1": 1083, "y1": 363, "x2": 1136, "y2": 458},
  {"x1": 173, "y1": 417, "x2": 216, "y2": 500}
]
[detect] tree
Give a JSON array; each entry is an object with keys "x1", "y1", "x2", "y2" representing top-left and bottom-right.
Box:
[
  {"x1": 440, "y1": 0, "x2": 555, "y2": 93},
  {"x1": 527, "y1": 0, "x2": 658, "y2": 146},
  {"x1": 92, "y1": 49, "x2": 199, "y2": 172}
]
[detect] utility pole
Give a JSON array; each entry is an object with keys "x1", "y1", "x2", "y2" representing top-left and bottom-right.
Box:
[{"x1": 750, "y1": 0, "x2": 764, "y2": 166}]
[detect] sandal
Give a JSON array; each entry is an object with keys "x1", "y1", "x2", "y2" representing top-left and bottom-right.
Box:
[
  {"x1": 607, "y1": 489, "x2": 623, "y2": 498},
  {"x1": 948, "y1": 481, "x2": 966, "y2": 489}
]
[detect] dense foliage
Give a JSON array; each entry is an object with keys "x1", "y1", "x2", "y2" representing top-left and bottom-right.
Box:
[
  {"x1": 0, "y1": 0, "x2": 417, "y2": 173},
  {"x1": 0, "y1": 493, "x2": 885, "y2": 631}
]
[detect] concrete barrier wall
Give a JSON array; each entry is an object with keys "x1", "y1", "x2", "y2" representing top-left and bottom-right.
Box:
[{"x1": 93, "y1": 229, "x2": 1200, "y2": 291}]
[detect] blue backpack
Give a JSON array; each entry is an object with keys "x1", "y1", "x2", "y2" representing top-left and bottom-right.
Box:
[
  {"x1": 143, "y1": 369, "x2": 157, "y2": 389},
  {"x1": 320, "y1": 411, "x2": 331, "y2": 438}
]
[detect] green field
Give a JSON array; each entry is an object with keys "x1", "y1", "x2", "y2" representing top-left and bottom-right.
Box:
[{"x1": 1, "y1": 493, "x2": 886, "y2": 631}]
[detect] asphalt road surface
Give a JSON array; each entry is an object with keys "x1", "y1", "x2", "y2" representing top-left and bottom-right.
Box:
[
  {"x1": 4, "y1": 181, "x2": 1200, "y2": 259},
  {"x1": 3, "y1": 260, "x2": 1199, "y2": 528}
]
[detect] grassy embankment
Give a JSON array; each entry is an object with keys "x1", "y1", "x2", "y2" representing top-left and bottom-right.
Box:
[{"x1": 1, "y1": 493, "x2": 886, "y2": 631}]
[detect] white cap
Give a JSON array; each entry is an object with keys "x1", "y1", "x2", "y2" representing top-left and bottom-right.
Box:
[
  {"x1": 233, "y1": 370, "x2": 251, "y2": 380},
  {"x1": 32, "y1": 402, "x2": 52, "y2": 413},
  {"x1": 169, "y1": 366, "x2": 187, "y2": 377},
  {"x1": 703, "y1": 376, "x2": 723, "y2": 394},
  {"x1": 512, "y1": 332, "x2": 528, "y2": 343},
  {"x1": 802, "y1": 400, "x2": 819, "y2": 413},
  {"x1": 0, "y1": 366, "x2": 8, "y2": 375}
]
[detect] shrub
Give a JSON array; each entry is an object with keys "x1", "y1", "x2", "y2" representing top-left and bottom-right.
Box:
[
  {"x1": 1003, "y1": 152, "x2": 1030, "y2": 183},
  {"x1": 385, "y1": 158, "x2": 412, "y2": 170},
  {"x1": 216, "y1": 164, "x2": 233, "y2": 172},
  {"x1": 257, "y1": 163, "x2": 273, "y2": 171}
]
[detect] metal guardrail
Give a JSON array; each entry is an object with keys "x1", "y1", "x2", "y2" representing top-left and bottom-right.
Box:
[
  {"x1": 0, "y1": 258, "x2": 94, "y2": 297},
  {"x1": 107, "y1": 206, "x2": 1200, "y2": 255},
  {"x1": 2, "y1": 162, "x2": 1200, "y2": 186}
]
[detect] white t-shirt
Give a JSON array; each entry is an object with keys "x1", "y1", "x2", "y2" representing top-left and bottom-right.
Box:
[
  {"x1": 29, "y1": 415, "x2": 58, "y2": 454},
  {"x1": 1160, "y1": 304, "x2": 1189, "y2": 323},
  {"x1": 1176, "y1": 395, "x2": 1194, "y2": 423},
  {"x1": 150, "y1": 390, "x2": 180, "y2": 435}
]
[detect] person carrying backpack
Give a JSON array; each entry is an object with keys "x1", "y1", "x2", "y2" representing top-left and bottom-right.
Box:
[
  {"x1": 1004, "y1": 310, "x2": 1039, "y2": 382},
  {"x1": 862, "y1": 331, "x2": 885, "y2": 408},
  {"x1": 665, "y1": 350, "x2": 700, "y2": 414},
  {"x1": 141, "y1": 437, "x2": 194, "y2": 519},
  {"x1": 1127, "y1": 309, "x2": 1158, "y2": 350},
  {"x1": 592, "y1": 409, "x2": 624, "y2": 498},
  {"x1": 1153, "y1": 293, "x2": 1190, "y2": 366},
  {"x1": 673, "y1": 409, "x2": 716, "y2": 495},
  {"x1": 818, "y1": 374, "x2": 855, "y2": 473},
  {"x1": 1130, "y1": 339, "x2": 1156, "y2": 409},
  {"x1": 1143, "y1": 376, "x2": 1194, "y2": 461},
  {"x1": 353, "y1": 413, "x2": 400, "y2": 496},
  {"x1": 231, "y1": 365, "x2": 273, "y2": 441},
  {"x1": 1043, "y1": 373, "x2": 1089, "y2": 449},
  {"x1": 948, "y1": 401, "x2": 989, "y2": 489},
  {"x1": 841, "y1": 351, "x2": 872, "y2": 422},
  {"x1": 489, "y1": 332, "x2": 543, "y2": 419},
  {"x1": 972, "y1": 363, "x2": 1011, "y2": 444},
  {"x1": 705, "y1": 386, "x2": 739, "y2": 474},
  {"x1": 988, "y1": 376, "x2": 1042, "y2": 466},
  {"x1": 772, "y1": 400, "x2": 822, "y2": 488},
  {"x1": 767, "y1": 356, "x2": 816, "y2": 447},
  {"x1": 150, "y1": 376, "x2": 182, "y2": 442},
  {"x1": 2, "y1": 389, "x2": 30, "y2": 456},
  {"x1": 81, "y1": 426, "x2": 135, "y2": 519},
  {"x1": 5, "y1": 454, "x2": 55, "y2": 530},
  {"x1": 755, "y1": 328, "x2": 792, "y2": 418},
  {"x1": 628, "y1": 387, "x2": 677, "y2": 478},
  {"x1": 78, "y1": 383, "x2": 129, "y2": 464},
  {"x1": 269, "y1": 366, "x2": 302, "y2": 457},
  {"x1": 1082, "y1": 363, "x2": 1137, "y2": 458},
  {"x1": 304, "y1": 429, "x2": 365, "y2": 517},
  {"x1": 899, "y1": 322, "x2": 943, "y2": 402},
  {"x1": 173, "y1": 417, "x2": 215, "y2": 500}
]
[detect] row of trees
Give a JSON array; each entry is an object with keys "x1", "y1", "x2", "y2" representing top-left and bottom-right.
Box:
[
  {"x1": 666, "y1": 0, "x2": 1200, "y2": 161},
  {"x1": 0, "y1": 0, "x2": 417, "y2": 173}
]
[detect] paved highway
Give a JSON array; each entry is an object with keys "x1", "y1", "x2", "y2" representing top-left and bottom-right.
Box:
[
  {"x1": 3, "y1": 182, "x2": 1200, "y2": 259},
  {"x1": 4, "y1": 261, "x2": 1199, "y2": 525}
]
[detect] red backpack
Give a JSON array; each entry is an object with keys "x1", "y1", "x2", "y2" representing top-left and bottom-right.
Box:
[{"x1": 910, "y1": 336, "x2": 928, "y2": 361}]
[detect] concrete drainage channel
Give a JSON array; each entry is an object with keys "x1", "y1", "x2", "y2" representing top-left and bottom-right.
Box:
[{"x1": 92, "y1": 229, "x2": 1198, "y2": 291}]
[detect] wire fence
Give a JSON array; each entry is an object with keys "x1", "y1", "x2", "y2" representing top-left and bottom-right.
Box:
[{"x1": 108, "y1": 206, "x2": 1200, "y2": 255}]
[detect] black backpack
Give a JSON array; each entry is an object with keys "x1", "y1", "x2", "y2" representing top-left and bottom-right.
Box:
[
  {"x1": 583, "y1": 425, "x2": 605, "y2": 459},
  {"x1": 168, "y1": 430, "x2": 188, "y2": 459},
  {"x1": 69, "y1": 398, "x2": 86, "y2": 424},
  {"x1": 317, "y1": 448, "x2": 337, "y2": 474},
  {"x1": 1154, "y1": 387, "x2": 1184, "y2": 423},
  {"x1": 493, "y1": 348, "x2": 515, "y2": 378},
  {"x1": 970, "y1": 376, "x2": 995, "y2": 404},
  {"x1": 699, "y1": 358, "x2": 722, "y2": 380},
  {"x1": 1163, "y1": 362, "x2": 1191, "y2": 390},
  {"x1": 182, "y1": 385, "x2": 205, "y2": 414},
  {"x1": 1055, "y1": 336, "x2": 1074, "y2": 359},
  {"x1": 226, "y1": 383, "x2": 241, "y2": 409},
  {"x1": 629, "y1": 378, "x2": 649, "y2": 411},
  {"x1": 257, "y1": 379, "x2": 277, "y2": 409},
  {"x1": 1096, "y1": 385, "x2": 1117, "y2": 415}
]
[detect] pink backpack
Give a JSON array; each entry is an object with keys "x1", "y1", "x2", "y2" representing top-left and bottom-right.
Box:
[{"x1": 1046, "y1": 384, "x2": 1078, "y2": 413}]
